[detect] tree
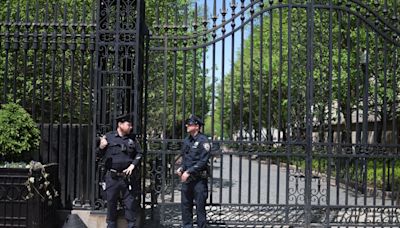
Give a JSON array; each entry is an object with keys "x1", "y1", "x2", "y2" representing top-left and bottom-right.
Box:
[
  {"x1": 144, "y1": 0, "x2": 212, "y2": 139},
  {"x1": 221, "y1": 1, "x2": 400, "y2": 144}
]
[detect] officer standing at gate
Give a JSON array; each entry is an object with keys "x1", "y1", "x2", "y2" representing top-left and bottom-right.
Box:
[
  {"x1": 176, "y1": 114, "x2": 211, "y2": 228},
  {"x1": 98, "y1": 113, "x2": 142, "y2": 228}
]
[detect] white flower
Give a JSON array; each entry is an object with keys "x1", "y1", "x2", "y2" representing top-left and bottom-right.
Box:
[{"x1": 29, "y1": 177, "x2": 35, "y2": 183}]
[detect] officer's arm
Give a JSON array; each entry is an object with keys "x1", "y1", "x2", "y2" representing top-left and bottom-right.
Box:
[
  {"x1": 186, "y1": 141, "x2": 210, "y2": 175},
  {"x1": 131, "y1": 139, "x2": 143, "y2": 166},
  {"x1": 179, "y1": 140, "x2": 188, "y2": 171},
  {"x1": 97, "y1": 135, "x2": 108, "y2": 158}
]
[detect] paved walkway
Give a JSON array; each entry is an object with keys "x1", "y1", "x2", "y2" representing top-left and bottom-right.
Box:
[{"x1": 150, "y1": 154, "x2": 396, "y2": 226}]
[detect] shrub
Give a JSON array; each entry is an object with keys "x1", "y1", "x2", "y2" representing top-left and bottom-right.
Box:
[{"x1": 0, "y1": 103, "x2": 40, "y2": 161}]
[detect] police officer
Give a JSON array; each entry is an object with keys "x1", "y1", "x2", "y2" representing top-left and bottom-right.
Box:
[
  {"x1": 98, "y1": 113, "x2": 142, "y2": 228},
  {"x1": 176, "y1": 114, "x2": 211, "y2": 228}
]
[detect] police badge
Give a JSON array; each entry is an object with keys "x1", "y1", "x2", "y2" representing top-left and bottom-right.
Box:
[{"x1": 203, "y1": 142, "x2": 211, "y2": 151}]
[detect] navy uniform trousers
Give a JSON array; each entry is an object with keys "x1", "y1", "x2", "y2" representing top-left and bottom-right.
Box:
[
  {"x1": 105, "y1": 172, "x2": 137, "y2": 228},
  {"x1": 181, "y1": 177, "x2": 208, "y2": 228}
]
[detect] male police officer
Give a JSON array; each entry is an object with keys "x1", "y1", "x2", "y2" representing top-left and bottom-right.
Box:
[
  {"x1": 176, "y1": 114, "x2": 211, "y2": 228},
  {"x1": 98, "y1": 113, "x2": 142, "y2": 228}
]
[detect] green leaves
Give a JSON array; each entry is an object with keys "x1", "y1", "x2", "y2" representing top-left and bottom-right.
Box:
[{"x1": 0, "y1": 103, "x2": 40, "y2": 157}]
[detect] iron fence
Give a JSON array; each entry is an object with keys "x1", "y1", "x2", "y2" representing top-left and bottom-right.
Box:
[
  {"x1": 144, "y1": 0, "x2": 400, "y2": 227},
  {"x1": 0, "y1": 0, "x2": 399, "y2": 227}
]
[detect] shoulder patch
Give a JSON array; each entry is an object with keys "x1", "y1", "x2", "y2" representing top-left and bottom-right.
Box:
[{"x1": 203, "y1": 142, "x2": 211, "y2": 151}]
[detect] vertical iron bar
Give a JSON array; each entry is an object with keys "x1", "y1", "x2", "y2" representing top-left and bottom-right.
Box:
[
  {"x1": 59, "y1": 4, "x2": 68, "y2": 203},
  {"x1": 278, "y1": 3, "x2": 283, "y2": 143},
  {"x1": 192, "y1": 3, "x2": 198, "y2": 114},
  {"x1": 31, "y1": 0, "x2": 40, "y2": 120},
  {"x1": 143, "y1": 29, "x2": 150, "y2": 210},
  {"x1": 247, "y1": 3, "x2": 255, "y2": 204},
  {"x1": 392, "y1": 46, "x2": 398, "y2": 156},
  {"x1": 382, "y1": 40, "x2": 389, "y2": 204},
  {"x1": 249, "y1": 4, "x2": 254, "y2": 142},
  {"x1": 210, "y1": 3, "x2": 217, "y2": 206},
  {"x1": 326, "y1": 1, "x2": 334, "y2": 224},
  {"x1": 239, "y1": 0, "x2": 244, "y2": 143},
  {"x1": 173, "y1": 6, "x2": 178, "y2": 141},
  {"x1": 69, "y1": 1, "x2": 78, "y2": 202},
  {"x1": 22, "y1": 1, "x2": 29, "y2": 107},
  {"x1": 362, "y1": 31, "x2": 370, "y2": 205},
  {"x1": 12, "y1": 1, "x2": 21, "y2": 103},
  {"x1": 228, "y1": 1, "x2": 236, "y2": 204},
  {"x1": 238, "y1": 0, "x2": 245, "y2": 206},
  {"x1": 219, "y1": 1, "x2": 226, "y2": 203},
  {"x1": 50, "y1": 2, "x2": 59, "y2": 169},
  {"x1": 371, "y1": 32, "x2": 379, "y2": 221},
  {"x1": 268, "y1": 7, "x2": 273, "y2": 144},
  {"x1": 304, "y1": 1, "x2": 315, "y2": 227},
  {"x1": 342, "y1": 6, "x2": 352, "y2": 208},
  {"x1": 181, "y1": 32, "x2": 187, "y2": 138},
  {"x1": 345, "y1": 5, "x2": 352, "y2": 145},
  {"x1": 257, "y1": 3, "x2": 264, "y2": 204},
  {"x1": 2, "y1": 1, "x2": 11, "y2": 103},
  {"x1": 91, "y1": 0, "x2": 100, "y2": 207},
  {"x1": 78, "y1": 1, "x2": 87, "y2": 204},
  {"x1": 202, "y1": 0, "x2": 207, "y2": 120},
  {"x1": 230, "y1": 1, "x2": 236, "y2": 140},
  {"x1": 171, "y1": 9, "x2": 178, "y2": 202},
  {"x1": 355, "y1": 12, "x2": 361, "y2": 148},
  {"x1": 160, "y1": 10, "x2": 169, "y2": 219},
  {"x1": 134, "y1": 0, "x2": 146, "y2": 134},
  {"x1": 220, "y1": 0, "x2": 226, "y2": 143},
  {"x1": 278, "y1": 3, "x2": 282, "y2": 143},
  {"x1": 285, "y1": 0, "x2": 293, "y2": 223},
  {"x1": 211, "y1": 11, "x2": 216, "y2": 143},
  {"x1": 40, "y1": 1, "x2": 49, "y2": 168}
]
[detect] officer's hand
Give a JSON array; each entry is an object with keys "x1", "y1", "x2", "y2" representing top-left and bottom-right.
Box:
[
  {"x1": 123, "y1": 164, "x2": 135, "y2": 176},
  {"x1": 176, "y1": 167, "x2": 183, "y2": 177},
  {"x1": 99, "y1": 136, "x2": 108, "y2": 149},
  {"x1": 181, "y1": 171, "x2": 190, "y2": 182}
]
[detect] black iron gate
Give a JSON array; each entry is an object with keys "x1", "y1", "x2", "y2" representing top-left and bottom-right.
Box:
[
  {"x1": 91, "y1": 0, "x2": 147, "y2": 208},
  {"x1": 0, "y1": 0, "x2": 399, "y2": 227},
  {"x1": 143, "y1": 0, "x2": 400, "y2": 227}
]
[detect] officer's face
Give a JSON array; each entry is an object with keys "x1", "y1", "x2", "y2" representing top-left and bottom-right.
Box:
[
  {"x1": 118, "y1": 121, "x2": 133, "y2": 135},
  {"x1": 186, "y1": 123, "x2": 199, "y2": 134}
]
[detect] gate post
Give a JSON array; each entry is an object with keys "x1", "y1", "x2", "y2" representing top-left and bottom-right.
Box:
[
  {"x1": 90, "y1": 0, "x2": 146, "y2": 209},
  {"x1": 133, "y1": 0, "x2": 146, "y2": 135}
]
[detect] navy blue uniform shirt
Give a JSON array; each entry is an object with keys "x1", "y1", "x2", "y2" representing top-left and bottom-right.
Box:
[
  {"x1": 99, "y1": 131, "x2": 142, "y2": 171},
  {"x1": 180, "y1": 133, "x2": 211, "y2": 175}
]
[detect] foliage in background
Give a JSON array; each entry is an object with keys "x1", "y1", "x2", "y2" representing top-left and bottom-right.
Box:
[
  {"x1": 0, "y1": 103, "x2": 40, "y2": 160},
  {"x1": 145, "y1": 0, "x2": 212, "y2": 139},
  {"x1": 221, "y1": 1, "x2": 399, "y2": 143},
  {"x1": 0, "y1": 0, "x2": 94, "y2": 124}
]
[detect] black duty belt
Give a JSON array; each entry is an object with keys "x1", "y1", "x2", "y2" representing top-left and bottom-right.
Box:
[{"x1": 108, "y1": 169, "x2": 127, "y2": 178}]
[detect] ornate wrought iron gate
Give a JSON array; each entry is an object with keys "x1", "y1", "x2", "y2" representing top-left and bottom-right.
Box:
[
  {"x1": 92, "y1": 0, "x2": 147, "y2": 208},
  {"x1": 0, "y1": 0, "x2": 399, "y2": 227},
  {"x1": 143, "y1": 0, "x2": 400, "y2": 227}
]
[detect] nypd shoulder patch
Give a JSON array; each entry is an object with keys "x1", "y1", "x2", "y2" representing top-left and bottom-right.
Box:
[{"x1": 203, "y1": 143, "x2": 211, "y2": 151}]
